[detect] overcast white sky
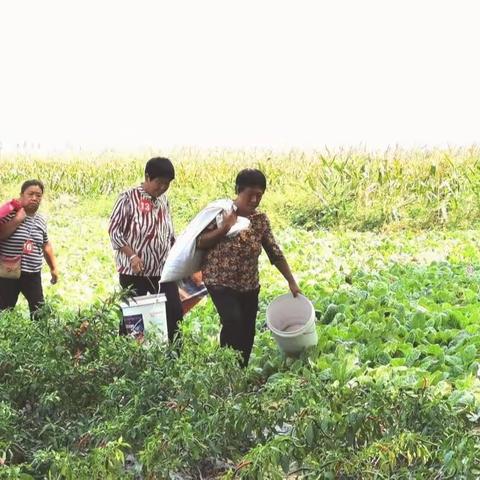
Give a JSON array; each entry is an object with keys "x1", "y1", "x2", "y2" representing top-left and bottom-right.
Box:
[{"x1": 0, "y1": 0, "x2": 479, "y2": 153}]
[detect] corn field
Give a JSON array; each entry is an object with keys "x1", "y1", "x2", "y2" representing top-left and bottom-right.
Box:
[{"x1": 2, "y1": 147, "x2": 479, "y2": 231}]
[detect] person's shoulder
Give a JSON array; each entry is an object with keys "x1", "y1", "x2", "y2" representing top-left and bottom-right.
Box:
[
  {"x1": 36, "y1": 213, "x2": 48, "y2": 225},
  {"x1": 159, "y1": 192, "x2": 170, "y2": 204},
  {"x1": 33, "y1": 214, "x2": 48, "y2": 232},
  {"x1": 126, "y1": 186, "x2": 142, "y2": 195},
  {"x1": 251, "y1": 211, "x2": 273, "y2": 231},
  {"x1": 119, "y1": 186, "x2": 141, "y2": 201},
  {"x1": 251, "y1": 211, "x2": 269, "y2": 222}
]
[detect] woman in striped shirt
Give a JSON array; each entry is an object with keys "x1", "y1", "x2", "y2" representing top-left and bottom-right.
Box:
[
  {"x1": 109, "y1": 157, "x2": 183, "y2": 341},
  {"x1": 0, "y1": 180, "x2": 59, "y2": 318}
]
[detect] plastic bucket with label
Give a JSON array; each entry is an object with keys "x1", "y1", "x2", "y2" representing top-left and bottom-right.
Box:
[{"x1": 120, "y1": 293, "x2": 167, "y2": 342}]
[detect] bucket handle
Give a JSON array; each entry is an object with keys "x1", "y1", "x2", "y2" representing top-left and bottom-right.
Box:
[
  {"x1": 124, "y1": 276, "x2": 163, "y2": 306},
  {"x1": 124, "y1": 293, "x2": 165, "y2": 307}
]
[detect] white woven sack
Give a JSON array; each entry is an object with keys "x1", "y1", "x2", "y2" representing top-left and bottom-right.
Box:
[{"x1": 160, "y1": 199, "x2": 249, "y2": 283}]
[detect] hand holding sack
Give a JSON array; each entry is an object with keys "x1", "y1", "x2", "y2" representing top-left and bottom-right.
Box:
[{"x1": 0, "y1": 199, "x2": 22, "y2": 219}]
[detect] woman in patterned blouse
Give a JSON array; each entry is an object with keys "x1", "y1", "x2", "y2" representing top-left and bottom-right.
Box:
[
  {"x1": 197, "y1": 169, "x2": 301, "y2": 367},
  {"x1": 109, "y1": 157, "x2": 183, "y2": 341}
]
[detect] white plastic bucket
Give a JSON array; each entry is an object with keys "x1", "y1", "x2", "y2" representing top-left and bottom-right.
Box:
[
  {"x1": 120, "y1": 293, "x2": 168, "y2": 342},
  {"x1": 266, "y1": 294, "x2": 318, "y2": 355}
]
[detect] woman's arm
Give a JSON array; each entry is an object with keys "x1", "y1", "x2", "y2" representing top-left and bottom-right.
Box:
[
  {"x1": 108, "y1": 193, "x2": 131, "y2": 250},
  {"x1": 274, "y1": 258, "x2": 301, "y2": 297},
  {"x1": 196, "y1": 210, "x2": 237, "y2": 249},
  {"x1": 43, "y1": 241, "x2": 59, "y2": 284},
  {"x1": 0, "y1": 208, "x2": 26, "y2": 240},
  {"x1": 262, "y1": 215, "x2": 301, "y2": 297},
  {"x1": 108, "y1": 193, "x2": 144, "y2": 273}
]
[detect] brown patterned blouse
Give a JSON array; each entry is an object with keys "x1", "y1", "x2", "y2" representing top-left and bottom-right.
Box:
[{"x1": 200, "y1": 211, "x2": 285, "y2": 292}]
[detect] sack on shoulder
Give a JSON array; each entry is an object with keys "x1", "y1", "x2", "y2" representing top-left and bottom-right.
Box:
[{"x1": 0, "y1": 255, "x2": 21, "y2": 279}]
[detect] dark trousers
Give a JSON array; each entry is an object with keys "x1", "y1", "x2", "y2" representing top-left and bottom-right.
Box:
[
  {"x1": 119, "y1": 274, "x2": 183, "y2": 342},
  {"x1": 207, "y1": 286, "x2": 260, "y2": 367},
  {"x1": 0, "y1": 272, "x2": 44, "y2": 319}
]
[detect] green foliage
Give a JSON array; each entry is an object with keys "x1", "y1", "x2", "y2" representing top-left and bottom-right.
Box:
[
  {"x1": 2, "y1": 150, "x2": 480, "y2": 477},
  {"x1": 1, "y1": 260, "x2": 480, "y2": 477}
]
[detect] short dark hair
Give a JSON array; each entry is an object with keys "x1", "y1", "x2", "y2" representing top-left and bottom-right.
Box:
[
  {"x1": 21, "y1": 179, "x2": 44, "y2": 194},
  {"x1": 235, "y1": 169, "x2": 267, "y2": 193},
  {"x1": 145, "y1": 157, "x2": 175, "y2": 181}
]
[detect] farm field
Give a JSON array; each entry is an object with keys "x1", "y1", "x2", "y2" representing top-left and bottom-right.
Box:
[{"x1": 1, "y1": 149, "x2": 480, "y2": 479}]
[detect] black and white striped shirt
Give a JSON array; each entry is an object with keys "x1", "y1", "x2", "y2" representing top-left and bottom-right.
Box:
[
  {"x1": 108, "y1": 186, "x2": 174, "y2": 277},
  {"x1": 0, "y1": 213, "x2": 48, "y2": 273}
]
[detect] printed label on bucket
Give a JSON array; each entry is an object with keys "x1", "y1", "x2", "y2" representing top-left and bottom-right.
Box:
[{"x1": 123, "y1": 314, "x2": 144, "y2": 339}]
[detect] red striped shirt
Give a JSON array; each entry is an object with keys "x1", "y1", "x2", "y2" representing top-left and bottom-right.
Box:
[{"x1": 108, "y1": 186, "x2": 174, "y2": 276}]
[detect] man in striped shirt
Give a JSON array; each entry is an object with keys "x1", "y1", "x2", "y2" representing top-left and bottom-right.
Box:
[
  {"x1": 109, "y1": 157, "x2": 183, "y2": 341},
  {"x1": 0, "y1": 180, "x2": 59, "y2": 318}
]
